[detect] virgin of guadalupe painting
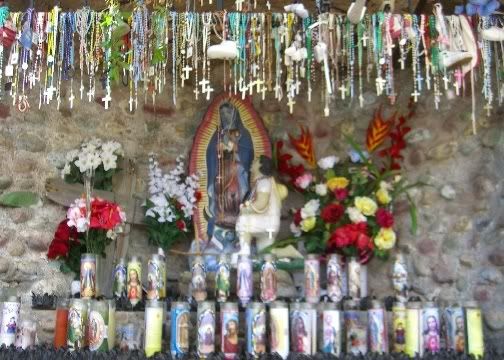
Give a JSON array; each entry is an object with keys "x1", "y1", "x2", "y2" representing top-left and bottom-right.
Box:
[{"x1": 189, "y1": 94, "x2": 271, "y2": 269}]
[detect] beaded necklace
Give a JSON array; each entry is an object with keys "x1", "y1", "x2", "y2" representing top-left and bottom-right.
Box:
[
  {"x1": 0, "y1": 5, "x2": 9, "y2": 99},
  {"x1": 132, "y1": 0, "x2": 149, "y2": 108}
]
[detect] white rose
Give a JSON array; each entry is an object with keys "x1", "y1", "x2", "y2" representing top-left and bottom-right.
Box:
[
  {"x1": 347, "y1": 207, "x2": 367, "y2": 223},
  {"x1": 315, "y1": 183, "x2": 328, "y2": 196},
  {"x1": 301, "y1": 199, "x2": 320, "y2": 219},
  {"x1": 317, "y1": 155, "x2": 339, "y2": 170}
]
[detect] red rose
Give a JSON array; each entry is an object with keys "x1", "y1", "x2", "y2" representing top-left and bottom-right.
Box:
[
  {"x1": 328, "y1": 222, "x2": 369, "y2": 251},
  {"x1": 293, "y1": 209, "x2": 302, "y2": 226},
  {"x1": 330, "y1": 227, "x2": 353, "y2": 248},
  {"x1": 176, "y1": 219, "x2": 187, "y2": 232},
  {"x1": 355, "y1": 233, "x2": 372, "y2": 251},
  {"x1": 376, "y1": 208, "x2": 394, "y2": 228},
  {"x1": 47, "y1": 220, "x2": 79, "y2": 259},
  {"x1": 333, "y1": 188, "x2": 349, "y2": 201},
  {"x1": 320, "y1": 203, "x2": 344, "y2": 223}
]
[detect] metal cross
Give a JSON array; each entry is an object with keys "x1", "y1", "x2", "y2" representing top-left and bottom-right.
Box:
[
  {"x1": 398, "y1": 56, "x2": 406, "y2": 70},
  {"x1": 205, "y1": 86, "x2": 214, "y2": 101},
  {"x1": 255, "y1": 78, "x2": 265, "y2": 92},
  {"x1": 182, "y1": 65, "x2": 193, "y2": 80},
  {"x1": 199, "y1": 78, "x2": 210, "y2": 93},
  {"x1": 287, "y1": 97, "x2": 295, "y2": 114},
  {"x1": 442, "y1": 75, "x2": 450, "y2": 90},
  {"x1": 411, "y1": 90, "x2": 421, "y2": 102},
  {"x1": 102, "y1": 93, "x2": 112, "y2": 110}
]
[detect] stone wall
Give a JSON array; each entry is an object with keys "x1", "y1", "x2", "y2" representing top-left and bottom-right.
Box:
[{"x1": 0, "y1": 65, "x2": 503, "y2": 352}]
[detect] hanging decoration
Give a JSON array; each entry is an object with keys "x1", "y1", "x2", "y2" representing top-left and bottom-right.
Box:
[{"x1": 0, "y1": 3, "x2": 501, "y2": 127}]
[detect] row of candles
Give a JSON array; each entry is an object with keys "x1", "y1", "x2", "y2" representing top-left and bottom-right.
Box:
[
  {"x1": 80, "y1": 252, "x2": 372, "y2": 305},
  {"x1": 46, "y1": 297, "x2": 484, "y2": 358}
]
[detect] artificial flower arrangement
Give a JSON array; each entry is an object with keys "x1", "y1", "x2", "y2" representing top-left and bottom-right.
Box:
[
  {"x1": 276, "y1": 101, "x2": 420, "y2": 263},
  {"x1": 47, "y1": 197, "x2": 126, "y2": 274},
  {"x1": 60, "y1": 138, "x2": 124, "y2": 191},
  {"x1": 143, "y1": 154, "x2": 200, "y2": 251}
]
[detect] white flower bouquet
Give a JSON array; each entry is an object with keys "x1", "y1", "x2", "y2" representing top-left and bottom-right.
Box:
[
  {"x1": 144, "y1": 154, "x2": 200, "y2": 250},
  {"x1": 61, "y1": 138, "x2": 124, "y2": 191}
]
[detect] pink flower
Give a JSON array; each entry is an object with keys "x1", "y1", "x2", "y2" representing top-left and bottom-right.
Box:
[
  {"x1": 333, "y1": 188, "x2": 349, "y2": 201},
  {"x1": 294, "y1": 173, "x2": 313, "y2": 190}
]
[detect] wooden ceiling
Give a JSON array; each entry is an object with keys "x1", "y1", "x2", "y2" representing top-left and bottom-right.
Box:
[{"x1": 3, "y1": 0, "x2": 470, "y2": 14}]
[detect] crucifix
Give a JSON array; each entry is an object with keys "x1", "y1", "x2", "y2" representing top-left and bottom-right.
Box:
[
  {"x1": 102, "y1": 93, "x2": 112, "y2": 110},
  {"x1": 425, "y1": 72, "x2": 431, "y2": 91},
  {"x1": 375, "y1": 77, "x2": 386, "y2": 96},
  {"x1": 411, "y1": 90, "x2": 421, "y2": 102},
  {"x1": 266, "y1": 0, "x2": 271, "y2": 10},
  {"x1": 398, "y1": 56, "x2": 406, "y2": 70},
  {"x1": 255, "y1": 78, "x2": 265, "y2": 93},
  {"x1": 287, "y1": 97, "x2": 295, "y2": 114},
  {"x1": 294, "y1": 80, "x2": 301, "y2": 95},
  {"x1": 199, "y1": 78, "x2": 210, "y2": 93},
  {"x1": 182, "y1": 65, "x2": 193, "y2": 80},
  {"x1": 339, "y1": 84, "x2": 347, "y2": 100},
  {"x1": 442, "y1": 75, "x2": 450, "y2": 90},
  {"x1": 235, "y1": 0, "x2": 244, "y2": 11},
  {"x1": 205, "y1": 86, "x2": 214, "y2": 101},
  {"x1": 362, "y1": 33, "x2": 369, "y2": 47}
]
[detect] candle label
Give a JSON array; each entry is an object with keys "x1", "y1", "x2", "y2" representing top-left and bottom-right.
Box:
[
  {"x1": 237, "y1": 257, "x2": 253, "y2": 306},
  {"x1": 221, "y1": 307, "x2": 239, "y2": 359},
  {"x1": 127, "y1": 260, "x2": 142, "y2": 306},
  {"x1": 80, "y1": 254, "x2": 96, "y2": 299},
  {"x1": 88, "y1": 310, "x2": 106, "y2": 351},
  {"x1": 466, "y1": 308, "x2": 484, "y2": 357},
  {"x1": 192, "y1": 260, "x2": 207, "y2": 302},
  {"x1": 246, "y1": 306, "x2": 267, "y2": 356},
  {"x1": 443, "y1": 307, "x2": 465, "y2": 353},
  {"x1": 327, "y1": 255, "x2": 346, "y2": 303},
  {"x1": 368, "y1": 308, "x2": 388, "y2": 353},
  {"x1": 405, "y1": 308, "x2": 421, "y2": 357},
  {"x1": 260, "y1": 260, "x2": 277, "y2": 303},
  {"x1": 0, "y1": 301, "x2": 20, "y2": 347},
  {"x1": 290, "y1": 309, "x2": 313, "y2": 354},
  {"x1": 113, "y1": 260, "x2": 127, "y2": 299},
  {"x1": 270, "y1": 307, "x2": 289, "y2": 359},
  {"x1": 344, "y1": 310, "x2": 367, "y2": 355},
  {"x1": 392, "y1": 305, "x2": 407, "y2": 352},
  {"x1": 144, "y1": 307, "x2": 163, "y2": 357},
  {"x1": 116, "y1": 324, "x2": 141, "y2": 351},
  {"x1": 171, "y1": 303, "x2": 190, "y2": 357},
  {"x1": 67, "y1": 303, "x2": 86, "y2": 350},
  {"x1": 215, "y1": 261, "x2": 231, "y2": 303},
  {"x1": 322, "y1": 310, "x2": 341, "y2": 355},
  {"x1": 422, "y1": 307, "x2": 441, "y2": 353},
  {"x1": 304, "y1": 258, "x2": 320, "y2": 303},
  {"x1": 197, "y1": 308, "x2": 215, "y2": 357},
  {"x1": 147, "y1": 256, "x2": 166, "y2": 300}
]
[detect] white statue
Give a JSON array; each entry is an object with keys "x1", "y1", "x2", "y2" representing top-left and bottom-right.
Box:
[{"x1": 236, "y1": 156, "x2": 287, "y2": 256}]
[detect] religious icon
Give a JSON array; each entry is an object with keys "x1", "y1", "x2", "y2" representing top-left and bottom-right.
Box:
[
  {"x1": 252, "y1": 310, "x2": 267, "y2": 355},
  {"x1": 197, "y1": 307, "x2": 216, "y2": 356},
  {"x1": 67, "y1": 308, "x2": 83, "y2": 348},
  {"x1": 368, "y1": 308, "x2": 388, "y2": 353},
  {"x1": 392, "y1": 253, "x2": 409, "y2": 302},
  {"x1": 192, "y1": 256, "x2": 208, "y2": 302},
  {"x1": 291, "y1": 312, "x2": 309, "y2": 353},
  {"x1": 327, "y1": 254, "x2": 346, "y2": 302},
  {"x1": 322, "y1": 311, "x2": 341, "y2": 355},
  {"x1": 113, "y1": 259, "x2": 127, "y2": 299},
  {"x1": 344, "y1": 311, "x2": 367, "y2": 355},
  {"x1": 215, "y1": 257, "x2": 231, "y2": 302},
  {"x1": 127, "y1": 268, "x2": 142, "y2": 305},
  {"x1": 237, "y1": 255, "x2": 253, "y2": 305},
  {"x1": 88, "y1": 310, "x2": 106, "y2": 351},
  {"x1": 423, "y1": 311, "x2": 441, "y2": 353},
  {"x1": 222, "y1": 314, "x2": 239, "y2": 356},
  {"x1": 189, "y1": 95, "x2": 272, "y2": 269},
  {"x1": 304, "y1": 255, "x2": 320, "y2": 303},
  {"x1": 260, "y1": 255, "x2": 277, "y2": 303},
  {"x1": 80, "y1": 254, "x2": 96, "y2": 299}
]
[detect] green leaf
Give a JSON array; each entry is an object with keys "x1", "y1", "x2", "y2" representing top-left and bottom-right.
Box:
[
  {"x1": 0, "y1": 191, "x2": 40, "y2": 208},
  {"x1": 406, "y1": 193, "x2": 418, "y2": 235}
]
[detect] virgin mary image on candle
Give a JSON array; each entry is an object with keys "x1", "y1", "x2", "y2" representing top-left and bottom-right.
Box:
[
  {"x1": 237, "y1": 260, "x2": 252, "y2": 298},
  {"x1": 291, "y1": 312, "x2": 309, "y2": 353},
  {"x1": 206, "y1": 102, "x2": 253, "y2": 253},
  {"x1": 323, "y1": 313, "x2": 340, "y2": 354},
  {"x1": 81, "y1": 262, "x2": 95, "y2": 297}
]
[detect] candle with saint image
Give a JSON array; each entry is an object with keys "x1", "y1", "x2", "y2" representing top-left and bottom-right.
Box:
[
  {"x1": 221, "y1": 302, "x2": 239, "y2": 360},
  {"x1": 304, "y1": 254, "x2": 320, "y2": 304},
  {"x1": 269, "y1": 301, "x2": 289, "y2": 359}
]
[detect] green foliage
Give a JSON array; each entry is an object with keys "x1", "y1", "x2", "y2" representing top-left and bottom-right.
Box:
[
  {"x1": 64, "y1": 161, "x2": 121, "y2": 191},
  {"x1": 59, "y1": 241, "x2": 86, "y2": 277},
  {"x1": 0, "y1": 191, "x2": 40, "y2": 207}
]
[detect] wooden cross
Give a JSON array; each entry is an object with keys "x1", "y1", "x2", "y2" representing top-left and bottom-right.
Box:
[
  {"x1": 182, "y1": 65, "x2": 193, "y2": 80},
  {"x1": 287, "y1": 97, "x2": 295, "y2": 114},
  {"x1": 102, "y1": 93, "x2": 112, "y2": 110},
  {"x1": 45, "y1": 158, "x2": 143, "y2": 297}
]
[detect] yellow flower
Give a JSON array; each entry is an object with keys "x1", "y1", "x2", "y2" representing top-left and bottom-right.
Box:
[
  {"x1": 376, "y1": 187, "x2": 392, "y2": 205},
  {"x1": 354, "y1": 196, "x2": 378, "y2": 216},
  {"x1": 374, "y1": 228, "x2": 397, "y2": 250},
  {"x1": 300, "y1": 217, "x2": 316, "y2": 232},
  {"x1": 326, "y1": 177, "x2": 349, "y2": 191}
]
